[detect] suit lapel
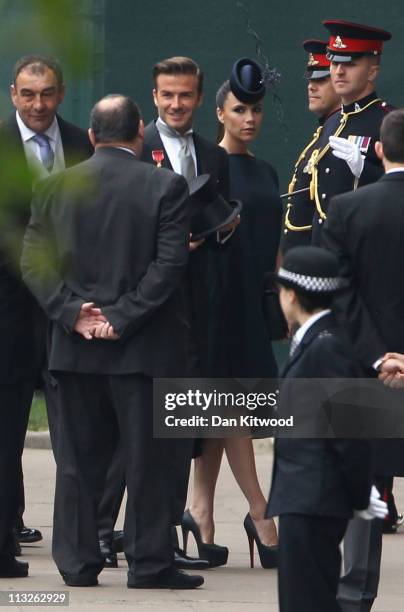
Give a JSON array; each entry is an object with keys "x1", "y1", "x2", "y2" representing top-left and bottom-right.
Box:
[
  {"x1": 192, "y1": 133, "x2": 206, "y2": 175},
  {"x1": 143, "y1": 121, "x2": 173, "y2": 170},
  {"x1": 280, "y1": 313, "x2": 335, "y2": 377}
]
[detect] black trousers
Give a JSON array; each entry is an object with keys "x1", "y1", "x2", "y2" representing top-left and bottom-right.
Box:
[
  {"x1": 0, "y1": 381, "x2": 34, "y2": 558},
  {"x1": 278, "y1": 514, "x2": 348, "y2": 612},
  {"x1": 52, "y1": 372, "x2": 173, "y2": 580}
]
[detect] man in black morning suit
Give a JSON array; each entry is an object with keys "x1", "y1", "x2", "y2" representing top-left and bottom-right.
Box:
[
  {"x1": 322, "y1": 108, "x2": 404, "y2": 611},
  {"x1": 97, "y1": 57, "x2": 231, "y2": 569},
  {"x1": 266, "y1": 246, "x2": 384, "y2": 612},
  {"x1": 308, "y1": 21, "x2": 392, "y2": 246},
  {"x1": 21, "y1": 95, "x2": 204, "y2": 589},
  {"x1": 0, "y1": 55, "x2": 91, "y2": 577}
]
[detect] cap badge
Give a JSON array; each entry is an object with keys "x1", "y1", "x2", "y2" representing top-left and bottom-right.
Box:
[
  {"x1": 333, "y1": 36, "x2": 347, "y2": 49},
  {"x1": 308, "y1": 53, "x2": 319, "y2": 66}
]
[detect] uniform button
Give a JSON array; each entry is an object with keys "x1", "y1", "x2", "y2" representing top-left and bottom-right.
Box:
[
  {"x1": 322, "y1": 193, "x2": 326, "y2": 199},
  {"x1": 325, "y1": 168, "x2": 330, "y2": 174},
  {"x1": 284, "y1": 229, "x2": 288, "y2": 234},
  {"x1": 318, "y1": 219, "x2": 323, "y2": 224}
]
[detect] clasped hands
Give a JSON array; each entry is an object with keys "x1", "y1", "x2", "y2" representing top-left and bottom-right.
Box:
[
  {"x1": 74, "y1": 302, "x2": 118, "y2": 341},
  {"x1": 379, "y1": 352, "x2": 404, "y2": 389}
]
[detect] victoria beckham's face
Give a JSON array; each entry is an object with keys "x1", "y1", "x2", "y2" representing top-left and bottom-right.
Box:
[{"x1": 217, "y1": 91, "x2": 264, "y2": 145}]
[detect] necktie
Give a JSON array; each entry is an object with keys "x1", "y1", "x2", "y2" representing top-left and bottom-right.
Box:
[
  {"x1": 156, "y1": 119, "x2": 196, "y2": 181},
  {"x1": 289, "y1": 334, "x2": 299, "y2": 358},
  {"x1": 32, "y1": 133, "x2": 54, "y2": 172}
]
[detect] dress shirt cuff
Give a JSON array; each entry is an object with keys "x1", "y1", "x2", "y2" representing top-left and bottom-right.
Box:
[{"x1": 372, "y1": 357, "x2": 384, "y2": 372}]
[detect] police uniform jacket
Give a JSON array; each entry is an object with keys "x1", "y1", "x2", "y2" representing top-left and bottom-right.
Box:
[
  {"x1": 311, "y1": 91, "x2": 391, "y2": 245},
  {"x1": 267, "y1": 313, "x2": 372, "y2": 519}
]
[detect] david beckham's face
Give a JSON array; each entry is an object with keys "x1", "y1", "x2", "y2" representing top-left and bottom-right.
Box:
[{"x1": 153, "y1": 73, "x2": 202, "y2": 134}]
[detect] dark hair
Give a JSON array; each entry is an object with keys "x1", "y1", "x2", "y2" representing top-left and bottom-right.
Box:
[
  {"x1": 380, "y1": 109, "x2": 404, "y2": 163},
  {"x1": 295, "y1": 290, "x2": 333, "y2": 313},
  {"x1": 13, "y1": 55, "x2": 63, "y2": 88},
  {"x1": 90, "y1": 95, "x2": 140, "y2": 144},
  {"x1": 153, "y1": 56, "x2": 203, "y2": 94},
  {"x1": 215, "y1": 80, "x2": 231, "y2": 143}
]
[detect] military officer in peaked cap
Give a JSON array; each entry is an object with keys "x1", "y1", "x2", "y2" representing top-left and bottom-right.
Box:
[
  {"x1": 309, "y1": 20, "x2": 392, "y2": 246},
  {"x1": 282, "y1": 40, "x2": 340, "y2": 252}
]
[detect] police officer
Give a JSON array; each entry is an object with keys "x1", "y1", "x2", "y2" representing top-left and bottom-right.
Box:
[
  {"x1": 309, "y1": 20, "x2": 392, "y2": 246},
  {"x1": 282, "y1": 40, "x2": 340, "y2": 252}
]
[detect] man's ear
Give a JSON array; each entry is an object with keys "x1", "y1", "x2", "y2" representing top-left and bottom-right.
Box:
[
  {"x1": 375, "y1": 140, "x2": 383, "y2": 161},
  {"x1": 138, "y1": 119, "x2": 145, "y2": 140},
  {"x1": 88, "y1": 128, "x2": 96, "y2": 147},
  {"x1": 152, "y1": 88, "x2": 158, "y2": 108}
]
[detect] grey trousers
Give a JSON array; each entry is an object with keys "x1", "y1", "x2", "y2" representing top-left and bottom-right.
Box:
[{"x1": 337, "y1": 516, "x2": 383, "y2": 612}]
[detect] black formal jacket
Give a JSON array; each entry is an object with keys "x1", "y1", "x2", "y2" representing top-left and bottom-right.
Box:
[
  {"x1": 0, "y1": 114, "x2": 92, "y2": 384},
  {"x1": 267, "y1": 313, "x2": 372, "y2": 519},
  {"x1": 322, "y1": 172, "x2": 404, "y2": 476},
  {"x1": 281, "y1": 110, "x2": 339, "y2": 253},
  {"x1": 21, "y1": 147, "x2": 190, "y2": 378},
  {"x1": 142, "y1": 120, "x2": 230, "y2": 375},
  {"x1": 311, "y1": 92, "x2": 392, "y2": 245}
]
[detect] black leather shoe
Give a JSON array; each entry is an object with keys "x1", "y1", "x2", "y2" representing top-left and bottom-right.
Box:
[
  {"x1": 127, "y1": 566, "x2": 204, "y2": 589},
  {"x1": 174, "y1": 548, "x2": 210, "y2": 570},
  {"x1": 111, "y1": 530, "x2": 123, "y2": 553},
  {"x1": 18, "y1": 526, "x2": 43, "y2": 544},
  {"x1": 0, "y1": 558, "x2": 29, "y2": 578},
  {"x1": 99, "y1": 539, "x2": 118, "y2": 568},
  {"x1": 61, "y1": 572, "x2": 98, "y2": 587}
]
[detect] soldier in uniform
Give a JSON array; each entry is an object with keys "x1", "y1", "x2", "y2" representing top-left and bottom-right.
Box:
[
  {"x1": 308, "y1": 20, "x2": 392, "y2": 246},
  {"x1": 282, "y1": 40, "x2": 340, "y2": 252}
]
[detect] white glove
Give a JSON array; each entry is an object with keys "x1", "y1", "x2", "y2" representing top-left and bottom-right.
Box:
[
  {"x1": 329, "y1": 135, "x2": 365, "y2": 178},
  {"x1": 355, "y1": 485, "x2": 388, "y2": 521}
]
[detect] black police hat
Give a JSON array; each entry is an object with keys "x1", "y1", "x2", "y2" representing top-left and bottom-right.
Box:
[
  {"x1": 229, "y1": 57, "x2": 266, "y2": 104},
  {"x1": 303, "y1": 39, "x2": 331, "y2": 79},
  {"x1": 188, "y1": 174, "x2": 242, "y2": 241},
  {"x1": 269, "y1": 246, "x2": 347, "y2": 294},
  {"x1": 323, "y1": 20, "x2": 391, "y2": 62}
]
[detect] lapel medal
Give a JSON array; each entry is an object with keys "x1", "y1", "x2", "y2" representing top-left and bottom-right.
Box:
[{"x1": 152, "y1": 149, "x2": 164, "y2": 167}]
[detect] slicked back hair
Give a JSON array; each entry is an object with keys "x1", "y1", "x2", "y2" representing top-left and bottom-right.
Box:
[
  {"x1": 153, "y1": 56, "x2": 203, "y2": 94},
  {"x1": 13, "y1": 55, "x2": 64, "y2": 88}
]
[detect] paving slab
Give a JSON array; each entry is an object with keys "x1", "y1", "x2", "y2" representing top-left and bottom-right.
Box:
[{"x1": 1, "y1": 446, "x2": 402, "y2": 610}]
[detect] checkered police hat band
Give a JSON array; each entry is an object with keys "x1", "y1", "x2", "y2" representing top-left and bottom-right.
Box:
[{"x1": 278, "y1": 267, "x2": 344, "y2": 292}]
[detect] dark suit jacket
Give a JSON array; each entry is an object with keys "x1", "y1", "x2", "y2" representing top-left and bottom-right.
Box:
[
  {"x1": 142, "y1": 120, "x2": 230, "y2": 375},
  {"x1": 0, "y1": 114, "x2": 92, "y2": 384},
  {"x1": 322, "y1": 171, "x2": 404, "y2": 475},
  {"x1": 21, "y1": 147, "x2": 190, "y2": 378},
  {"x1": 267, "y1": 313, "x2": 372, "y2": 519}
]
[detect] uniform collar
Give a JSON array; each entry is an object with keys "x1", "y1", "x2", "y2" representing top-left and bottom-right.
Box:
[
  {"x1": 319, "y1": 107, "x2": 340, "y2": 126},
  {"x1": 341, "y1": 91, "x2": 378, "y2": 114}
]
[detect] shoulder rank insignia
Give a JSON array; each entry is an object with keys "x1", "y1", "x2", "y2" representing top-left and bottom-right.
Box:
[{"x1": 333, "y1": 36, "x2": 347, "y2": 49}]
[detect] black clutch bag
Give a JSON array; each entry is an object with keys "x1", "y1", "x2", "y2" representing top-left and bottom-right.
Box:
[{"x1": 262, "y1": 278, "x2": 288, "y2": 341}]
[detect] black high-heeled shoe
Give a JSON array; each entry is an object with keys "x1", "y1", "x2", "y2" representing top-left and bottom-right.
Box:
[
  {"x1": 243, "y1": 513, "x2": 278, "y2": 569},
  {"x1": 181, "y1": 509, "x2": 228, "y2": 568}
]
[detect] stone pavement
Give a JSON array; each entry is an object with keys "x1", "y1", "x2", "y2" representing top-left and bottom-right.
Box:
[{"x1": 2, "y1": 445, "x2": 404, "y2": 611}]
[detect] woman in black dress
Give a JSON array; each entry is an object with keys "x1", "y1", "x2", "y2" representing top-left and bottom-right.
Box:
[{"x1": 182, "y1": 71, "x2": 282, "y2": 568}]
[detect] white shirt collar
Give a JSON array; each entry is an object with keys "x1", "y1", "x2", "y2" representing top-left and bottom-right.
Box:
[
  {"x1": 115, "y1": 146, "x2": 136, "y2": 156},
  {"x1": 294, "y1": 309, "x2": 331, "y2": 347},
  {"x1": 16, "y1": 111, "x2": 59, "y2": 142},
  {"x1": 386, "y1": 167, "x2": 404, "y2": 174}
]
